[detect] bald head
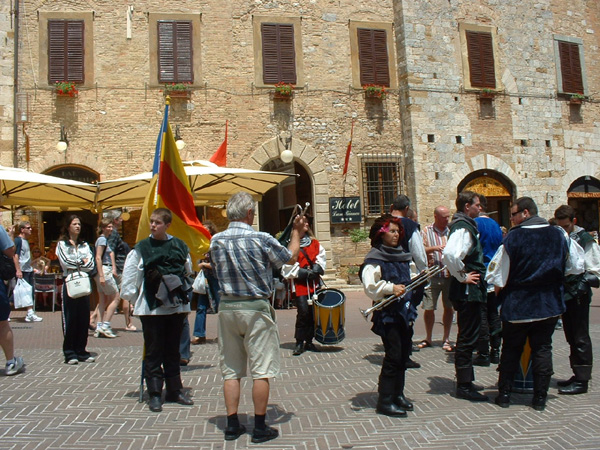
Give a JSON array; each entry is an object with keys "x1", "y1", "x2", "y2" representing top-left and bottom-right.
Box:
[{"x1": 433, "y1": 206, "x2": 450, "y2": 230}]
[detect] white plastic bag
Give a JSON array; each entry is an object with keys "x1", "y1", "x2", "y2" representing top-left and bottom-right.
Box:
[
  {"x1": 13, "y1": 278, "x2": 34, "y2": 309},
  {"x1": 192, "y1": 270, "x2": 207, "y2": 294}
]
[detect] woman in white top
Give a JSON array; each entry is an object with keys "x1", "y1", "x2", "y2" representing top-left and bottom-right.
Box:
[{"x1": 57, "y1": 215, "x2": 95, "y2": 365}]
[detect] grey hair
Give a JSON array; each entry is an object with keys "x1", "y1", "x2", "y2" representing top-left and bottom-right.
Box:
[
  {"x1": 227, "y1": 192, "x2": 255, "y2": 221},
  {"x1": 103, "y1": 209, "x2": 122, "y2": 221}
]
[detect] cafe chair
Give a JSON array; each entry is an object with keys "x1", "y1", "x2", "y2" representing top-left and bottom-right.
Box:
[{"x1": 33, "y1": 273, "x2": 59, "y2": 312}]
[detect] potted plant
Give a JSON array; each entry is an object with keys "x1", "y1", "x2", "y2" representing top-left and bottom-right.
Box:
[
  {"x1": 274, "y1": 82, "x2": 294, "y2": 99},
  {"x1": 569, "y1": 93, "x2": 585, "y2": 104},
  {"x1": 346, "y1": 265, "x2": 361, "y2": 285},
  {"x1": 363, "y1": 84, "x2": 386, "y2": 100},
  {"x1": 164, "y1": 82, "x2": 192, "y2": 98},
  {"x1": 479, "y1": 88, "x2": 496, "y2": 98},
  {"x1": 54, "y1": 81, "x2": 78, "y2": 97}
]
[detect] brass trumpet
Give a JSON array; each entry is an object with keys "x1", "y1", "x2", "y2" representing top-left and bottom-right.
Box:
[{"x1": 359, "y1": 265, "x2": 447, "y2": 321}]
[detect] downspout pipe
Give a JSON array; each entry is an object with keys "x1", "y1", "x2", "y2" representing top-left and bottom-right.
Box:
[{"x1": 13, "y1": 0, "x2": 19, "y2": 168}]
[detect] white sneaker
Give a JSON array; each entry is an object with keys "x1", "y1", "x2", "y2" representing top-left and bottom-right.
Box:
[
  {"x1": 82, "y1": 356, "x2": 95, "y2": 363},
  {"x1": 66, "y1": 359, "x2": 78, "y2": 365},
  {"x1": 5, "y1": 356, "x2": 25, "y2": 375},
  {"x1": 25, "y1": 313, "x2": 43, "y2": 322}
]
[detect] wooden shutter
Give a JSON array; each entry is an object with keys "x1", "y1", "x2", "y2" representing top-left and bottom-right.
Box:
[
  {"x1": 158, "y1": 21, "x2": 193, "y2": 83},
  {"x1": 466, "y1": 30, "x2": 496, "y2": 88},
  {"x1": 357, "y1": 28, "x2": 390, "y2": 87},
  {"x1": 559, "y1": 41, "x2": 584, "y2": 94},
  {"x1": 261, "y1": 23, "x2": 297, "y2": 84},
  {"x1": 48, "y1": 20, "x2": 84, "y2": 83}
]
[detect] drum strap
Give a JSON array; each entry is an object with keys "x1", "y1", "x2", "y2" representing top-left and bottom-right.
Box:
[{"x1": 300, "y1": 248, "x2": 314, "y2": 268}]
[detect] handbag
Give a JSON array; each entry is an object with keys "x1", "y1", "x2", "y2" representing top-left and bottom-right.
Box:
[
  {"x1": 192, "y1": 270, "x2": 207, "y2": 294},
  {"x1": 13, "y1": 278, "x2": 34, "y2": 309},
  {"x1": 65, "y1": 269, "x2": 92, "y2": 299}
]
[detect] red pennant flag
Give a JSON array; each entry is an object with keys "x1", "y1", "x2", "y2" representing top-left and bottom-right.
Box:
[
  {"x1": 210, "y1": 121, "x2": 228, "y2": 167},
  {"x1": 343, "y1": 120, "x2": 354, "y2": 176}
]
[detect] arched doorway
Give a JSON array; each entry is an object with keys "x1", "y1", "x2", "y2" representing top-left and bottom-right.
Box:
[
  {"x1": 259, "y1": 159, "x2": 313, "y2": 237},
  {"x1": 42, "y1": 165, "x2": 100, "y2": 249},
  {"x1": 567, "y1": 176, "x2": 600, "y2": 232},
  {"x1": 458, "y1": 169, "x2": 514, "y2": 229}
]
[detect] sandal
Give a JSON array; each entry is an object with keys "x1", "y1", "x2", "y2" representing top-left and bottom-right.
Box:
[
  {"x1": 417, "y1": 340, "x2": 432, "y2": 349},
  {"x1": 443, "y1": 340, "x2": 455, "y2": 352}
]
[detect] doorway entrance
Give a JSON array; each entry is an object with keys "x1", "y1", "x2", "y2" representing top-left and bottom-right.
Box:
[
  {"x1": 458, "y1": 169, "x2": 514, "y2": 229},
  {"x1": 259, "y1": 159, "x2": 313, "y2": 237},
  {"x1": 567, "y1": 176, "x2": 600, "y2": 232}
]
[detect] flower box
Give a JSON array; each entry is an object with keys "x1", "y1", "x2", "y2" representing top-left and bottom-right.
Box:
[
  {"x1": 54, "y1": 81, "x2": 78, "y2": 97},
  {"x1": 363, "y1": 84, "x2": 386, "y2": 100},
  {"x1": 569, "y1": 94, "x2": 585, "y2": 105},
  {"x1": 479, "y1": 89, "x2": 496, "y2": 99},
  {"x1": 273, "y1": 82, "x2": 294, "y2": 99},
  {"x1": 163, "y1": 82, "x2": 192, "y2": 99}
]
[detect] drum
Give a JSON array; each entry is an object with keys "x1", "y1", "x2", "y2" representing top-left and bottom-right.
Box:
[{"x1": 313, "y1": 288, "x2": 346, "y2": 345}]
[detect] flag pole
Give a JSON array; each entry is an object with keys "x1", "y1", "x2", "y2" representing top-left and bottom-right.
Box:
[{"x1": 342, "y1": 119, "x2": 354, "y2": 198}]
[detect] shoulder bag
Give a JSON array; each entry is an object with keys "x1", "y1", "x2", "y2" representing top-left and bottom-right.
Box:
[{"x1": 65, "y1": 266, "x2": 92, "y2": 299}]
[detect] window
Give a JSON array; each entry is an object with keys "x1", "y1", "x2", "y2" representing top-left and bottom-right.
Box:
[
  {"x1": 261, "y1": 23, "x2": 296, "y2": 84},
  {"x1": 39, "y1": 11, "x2": 94, "y2": 88},
  {"x1": 157, "y1": 21, "x2": 193, "y2": 83},
  {"x1": 253, "y1": 16, "x2": 304, "y2": 88},
  {"x1": 357, "y1": 28, "x2": 390, "y2": 87},
  {"x1": 554, "y1": 35, "x2": 586, "y2": 95},
  {"x1": 466, "y1": 30, "x2": 495, "y2": 89},
  {"x1": 349, "y1": 21, "x2": 397, "y2": 90},
  {"x1": 459, "y1": 24, "x2": 500, "y2": 91},
  {"x1": 48, "y1": 20, "x2": 84, "y2": 84},
  {"x1": 361, "y1": 157, "x2": 402, "y2": 216},
  {"x1": 149, "y1": 13, "x2": 201, "y2": 87}
]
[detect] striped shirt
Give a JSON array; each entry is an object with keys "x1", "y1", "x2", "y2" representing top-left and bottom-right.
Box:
[
  {"x1": 209, "y1": 221, "x2": 292, "y2": 299},
  {"x1": 422, "y1": 223, "x2": 450, "y2": 278}
]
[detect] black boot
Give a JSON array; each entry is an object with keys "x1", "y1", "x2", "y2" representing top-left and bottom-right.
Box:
[
  {"x1": 293, "y1": 342, "x2": 304, "y2": 356},
  {"x1": 557, "y1": 375, "x2": 576, "y2": 387},
  {"x1": 473, "y1": 353, "x2": 491, "y2": 367},
  {"x1": 558, "y1": 380, "x2": 588, "y2": 395},
  {"x1": 495, "y1": 373, "x2": 514, "y2": 408},
  {"x1": 394, "y1": 394, "x2": 414, "y2": 411},
  {"x1": 456, "y1": 382, "x2": 489, "y2": 402},
  {"x1": 532, "y1": 375, "x2": 551, "y2": 411},
  {"x1": 376, "y1": 395, "x2": 407, "y2": 417},
  {"x1": 490, "y1": 348, "x2": 500, "y2": 365},
  {"x1": 146, "y1": 378, "x2": 164, "y2": 412}
]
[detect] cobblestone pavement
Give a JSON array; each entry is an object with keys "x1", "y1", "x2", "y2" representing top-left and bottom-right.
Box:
[{"x1": 1, "y1": 291, "x2": 600, "y2": 450}]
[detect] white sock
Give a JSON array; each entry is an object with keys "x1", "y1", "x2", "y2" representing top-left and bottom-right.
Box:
[{"x1": 27, "y1": 309, "x2": 34, "y2": 316}]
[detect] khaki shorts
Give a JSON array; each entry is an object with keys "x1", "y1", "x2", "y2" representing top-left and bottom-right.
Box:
[
  {"x1": 218, "y1": 299, "x2": 280, "y2": 380},
  {"x1": 422, "y1": 277, "x2": 452, "y2": 311},
  {"x1": 95, "y1": 265, "x2": 118, "y2": 296}
]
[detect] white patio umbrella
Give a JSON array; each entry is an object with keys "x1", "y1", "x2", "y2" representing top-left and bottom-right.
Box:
[
  {"x1": 0, "y1": 166, "x2": 97, "y2": 209},
  {"x1": 93, "y1": 163, "x2": 294, "y2": 210}
]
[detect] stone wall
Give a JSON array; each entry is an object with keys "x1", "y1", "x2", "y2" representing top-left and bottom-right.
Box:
[{"x1": 396, "y1": 0, "x2": 600, "y2": 224}]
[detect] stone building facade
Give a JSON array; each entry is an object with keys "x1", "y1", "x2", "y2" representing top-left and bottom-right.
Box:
[{"x1": 1, "y1": 0, "x2": 599, "y2": 276}]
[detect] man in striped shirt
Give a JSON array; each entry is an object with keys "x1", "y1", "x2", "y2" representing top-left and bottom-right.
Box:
[
  {"x1": 420, "y1": 206, "x2": 454, "y2": 350},
  {"x1": 210, "y1": 191, "x2": 304, "y2": 443}
]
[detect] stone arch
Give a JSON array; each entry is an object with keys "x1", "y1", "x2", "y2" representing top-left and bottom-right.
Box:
[
  {"x1": 451, "y1": 154, "x2": 520, "y2": 192},
  {"x1": 29, "y1": 152, "x2": 109, "y2": 181},
  {"x1": 560, "y1": 161, "x2": 600, "y2": 195},
  {"x1": 248, "y1": 136, "x2": 332, "y2": 262}
]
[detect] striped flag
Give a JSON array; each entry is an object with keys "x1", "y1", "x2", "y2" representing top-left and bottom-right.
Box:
[
  {"x1": 136, "y1": 99, "x2": 211, "y2": 263},
  {"x1": 209, "y1": 121, "x2": 228, "y2": 167}
]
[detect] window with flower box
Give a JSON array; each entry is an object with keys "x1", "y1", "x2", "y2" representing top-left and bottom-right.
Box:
[
  {"x1": 349, "y1": 21, "x2": 397, "y2": 90},
  {"x1": 253, "y1": 16, "x2": 304, "y2": 88},
  {"x1": 39, "y1": 11, "x2": 94, "y2": 89},
  {"x1": 149, "y1": 13, "x2": 201, "y2": 87}
]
